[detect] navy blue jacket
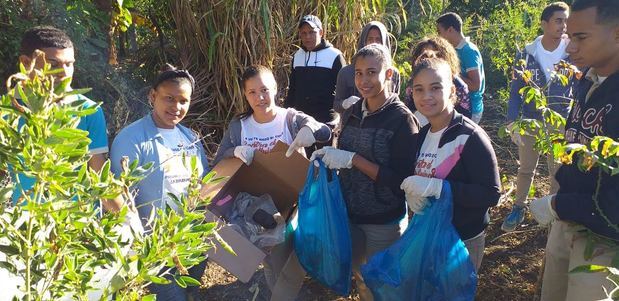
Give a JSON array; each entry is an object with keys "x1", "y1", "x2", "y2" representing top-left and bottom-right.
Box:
[
  {"x1": 555, "y1": 69, "x2": 619, "y2": 241},
  {"x1": 415, "y1": 112, "x2": 501, "y2": 240},
  {"x1": 507, "y1": 37, "x2": 574, "y2": 123}
]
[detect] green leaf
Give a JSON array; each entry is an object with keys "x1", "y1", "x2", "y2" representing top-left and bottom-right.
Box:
[
  {"x1": 54, "y1": 77, "x2": 73, "y2": 95},
  {"x1": 0, "y1": 245, "x2": 20, "y2": 255},
  {"x1": 146, "y1": 275, "x2": 171, "y2": 285},
  {"x1": 191, "y1": 222, "x2": 216, "y2": 233},
  {"x1": 142, "y1": 294, "x2": 157, "y2": 301},
  {"x1": 179, "y1": 275, "x2": 201, "y2": 287},
  {"x1": 175, "y1": 275, "x2": 187, "y2": 288},
  {"x1": 100, "y1": 160, "x2": 111, "y2": 182},
  {"x1": 569, "y1": 264, "x2": 608, "y2": 274}
]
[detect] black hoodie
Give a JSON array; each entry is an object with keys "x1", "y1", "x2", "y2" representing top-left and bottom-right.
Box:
[{"x1": 284, "y1": 38, "x2": 346, "y2": 125}]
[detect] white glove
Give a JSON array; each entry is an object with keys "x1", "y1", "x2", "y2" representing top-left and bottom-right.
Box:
[
  {"x1": 234, "y1": 145, "x2": 255, "y2": 165},
  {"x1": 405, "y1": 193, "x2": 429, "y2": 215},
  {"x1": 286, "y1": 126, "x2": 316, "y2": 157},
  {"x1": 309, "y1": 146, "x2": 355, "y2": 169},
  {"x1": 507, "y1": 122, "x2": 524, "y2": 147},
  {"x1": 530, "y1": 194, "x2": 558, "y2": 226},
  {"x1": 342, "y1": 96, "x2": 360, "y2": 110},
  {"x1": 400, "y1": 175, "x2": 443, "y2": 199}
]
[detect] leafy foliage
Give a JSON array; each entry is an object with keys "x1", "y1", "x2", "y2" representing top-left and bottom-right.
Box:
[{"x1": 0, "y1": 54, "x2": 218, "y2": 300}]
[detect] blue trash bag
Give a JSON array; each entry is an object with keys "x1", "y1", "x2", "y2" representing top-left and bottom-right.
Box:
[
  {"x1": 360, "y1": 181, "x2": 477, "y2": 301},
  {"x1": 294, "y1": 159, "x2": 352, "y2": 295}
]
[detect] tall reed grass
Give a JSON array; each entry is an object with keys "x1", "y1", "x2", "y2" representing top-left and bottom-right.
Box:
[{"x1": 167, "y1": 0, "x2": 405, "y2": 153}]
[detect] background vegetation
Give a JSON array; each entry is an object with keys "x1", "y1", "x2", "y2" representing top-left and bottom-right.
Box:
[
  {"x1": 1, "y1": 0, "x2": 561, "y2": 153},
  {"x1": 0, "y1": 0, "x2": 578, "y2": 299}
]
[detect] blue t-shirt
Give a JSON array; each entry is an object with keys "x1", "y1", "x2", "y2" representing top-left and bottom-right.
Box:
[
  {"x1": 456, "y1": 38, "x2": 485, "y2": 114},
  {"x1": 11, "y1": 95, "x2": 109, "y2": 203}
]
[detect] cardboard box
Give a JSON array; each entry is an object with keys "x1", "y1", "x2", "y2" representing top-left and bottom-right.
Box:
[{"x1": 201, "y1": 141, "x2": 309, "y2": 282}]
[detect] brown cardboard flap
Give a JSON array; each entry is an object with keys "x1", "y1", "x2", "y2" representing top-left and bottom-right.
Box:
[
  {"x1": 206, "y1": 227, "x2": 266, "y2": 283},
  {"x1": 201, "y1": 158, "x2": 244, "y2": 201},
  {"x1": 198, "y1": 141, "x2": 309, "y2": 282}
]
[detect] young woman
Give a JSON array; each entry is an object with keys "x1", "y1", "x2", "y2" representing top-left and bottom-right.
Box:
[
  {"x1": 311, "y1": 44, "x2": 419, "y2": 300},
  {"x1": 110, "y1": 64, "x2": 208, "y2": 301},
  {"x1": 400, "y1": 57, "x2": 500, "y2": 273},
  {"x1": 405, "y1": 36, "x2": 472, "y2": 125},
  {"x1": 214, "y1": 65, "x2": 331, "y2": 300},
  {"x1": 333, "y1": 21, "x2": 401, "y2": 113}
]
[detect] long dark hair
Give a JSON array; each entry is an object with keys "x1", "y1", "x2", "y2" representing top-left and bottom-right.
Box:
[{"x1": 238, "y1": 65, "x2": 277, "y2": 120}]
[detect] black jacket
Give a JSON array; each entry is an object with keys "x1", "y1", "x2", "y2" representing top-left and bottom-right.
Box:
[
  {"x1": 284, "y1": 39, "x2": 346, "y2": 125},
  {"x1": 337, "y1": 94, "x2": 420, "y2": 224},
  {"x1": 555, "y1": 69, "x2": 619, "y2": 241},
  {"x1": 414, "y1": 112, "x2": 501, "y2": 240}
]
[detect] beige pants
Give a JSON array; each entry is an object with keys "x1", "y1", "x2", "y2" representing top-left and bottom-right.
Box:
[
  {"x1": 541, "y1": 220, "x2": 616, "y2": 301},
  {"x1": 515, "y1": 134, "x2": 561, "y2": 207},
  {"x1": 263, "y1": 229, "x2": 307, "y2": 301},
  {"x1": 350, "y1": 220, "x2": 407, "y2": 301},
  {"x1": 463, "y1": 232, "x2": 486, "y2": 272}
]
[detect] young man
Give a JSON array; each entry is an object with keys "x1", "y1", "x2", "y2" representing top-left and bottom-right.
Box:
[
  {"x1": 333, "y1": 21, "x2": 400, "y2": 113},
  {"x1": 12, "y1": 26, "x2": 121, "y2": 211},
  {"x1": 284, "y1": 15, "x2": 346, "y2": 128},
  {"x1": 530, "y1": 0, "x2": 619, "y2": 300},
  {"x1": 437, "y1": 12, "x2": 485, "y2": 123},
  {"x1": 501, "y1": 2, "x2": 574, "y2": 232}
]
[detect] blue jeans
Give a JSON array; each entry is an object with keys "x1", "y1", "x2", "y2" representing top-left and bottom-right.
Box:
[{"x1": 148, "y1": 259, "x2": 207, "y2": 301}]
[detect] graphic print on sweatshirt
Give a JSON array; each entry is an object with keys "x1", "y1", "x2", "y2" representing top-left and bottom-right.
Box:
[
  {"x1": 415, "y1": 128, "x2": 469, "y2": 180},
  {"x1": 157, "y1": 127, "x2": 204, "y2": 213},
  {"x1": 240, "y1": 107, "x2": 293, "y2": 153}
]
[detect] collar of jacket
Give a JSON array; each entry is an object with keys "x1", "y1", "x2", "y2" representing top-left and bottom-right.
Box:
[
  {"x1": 300, "y1": 38, "x2": 331, "y2": 52},
  {"x1": 419, "y1": 110, "x2": 465, "y2": 138},
  {"x1": 350, "y1": 93, "x2": 399, "y2": 119}
]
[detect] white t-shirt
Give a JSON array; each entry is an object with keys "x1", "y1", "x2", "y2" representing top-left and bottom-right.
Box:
[
  {"x1": 415, "y1": 127, "x2": 447, "y2": 178},
  {"x1": 157, "y1": 127, "x2": 204, "y2": 213},
  {"x1": 240, "y1": 107, "x2": 293, "y2": 153},
  {"x1": 535, "y1": 38, "x2": 567, "y2": 83}
]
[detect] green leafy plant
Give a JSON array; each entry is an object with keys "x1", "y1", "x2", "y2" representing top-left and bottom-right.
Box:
[{"x1": 0, "y1": 52, "x2": 221, "y2": 300}]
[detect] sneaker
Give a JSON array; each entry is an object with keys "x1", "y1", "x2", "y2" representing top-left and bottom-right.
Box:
[{"x1": 501, "y1": 205, "x2": 527, "y2": 232}]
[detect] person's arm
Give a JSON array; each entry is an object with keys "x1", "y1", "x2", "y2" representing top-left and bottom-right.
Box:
[
  {"x1": 88, "y1": 153, "x2": 123, "y2": 212},
  {"x1": 450, "y1": 129, "x2": 501, "y2": 208},
  {"x1": 109, "y1": 133, "x2": 146, "y2": 211},
  {"x1": 351, "y1": 154, "x2": 379, "y2": 181},
  {"x1": 506, "y1": 51, "x2": 526, "y2": 123},
  {"x1": 333, "y1": 67, "x2": 350, "y2": 113},
  {"x1": 374, "y1": 113, "x2": 420, "y2": 193},
  {"x1": 461, "y1": 69, "x2": 481, "y2": 92},
  {"x1": 460, "y1": 48, "x2": 483, "y2": 92},
  {"x1": 292, "y1": 109, "x2": 332, "y2": 142},
  {"x1": 84, "y1": 105, "x2": 124, "y2": 212},
  {"x1": 212, "y1": 120, "x2": 240, "y2": 166},
  {"x1": 553, "y1": 172, "x2": 619, "y2": 239}
]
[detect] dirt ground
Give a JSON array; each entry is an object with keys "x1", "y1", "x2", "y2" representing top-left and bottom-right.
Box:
[{"x1": 194, "y1": 96, "x2": 554, "y2": 301}]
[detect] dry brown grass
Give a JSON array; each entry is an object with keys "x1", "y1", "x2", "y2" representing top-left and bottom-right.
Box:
[{"x1": 166, "y1": 0, "x2": 405, "y2": 155}]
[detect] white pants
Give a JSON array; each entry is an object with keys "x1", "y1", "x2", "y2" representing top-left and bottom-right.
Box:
[{"x1": 541, "y1": 220, "x2": 616, "y2": 301}]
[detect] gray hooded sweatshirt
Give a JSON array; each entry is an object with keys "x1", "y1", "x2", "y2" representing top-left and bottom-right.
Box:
[{"x1": 333, "y1": 21, "x2": 401, "y2": 113}]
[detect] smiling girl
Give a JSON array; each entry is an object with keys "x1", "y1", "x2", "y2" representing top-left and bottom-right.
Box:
[
  {"x1": 110, "y1": 64, "x2": 209, "y2": 300},
  {"x1": 311, "y1": 44, "x2": 419, "y2": 300},
  {"x1": 213, "y1": 65, "x2": 331, "y2": 300},
  {"x1": 400, "y1": 58, "x2": 500, "y2": 274}
]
